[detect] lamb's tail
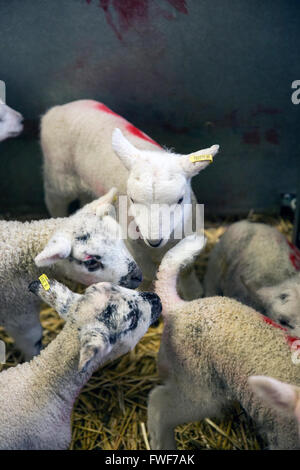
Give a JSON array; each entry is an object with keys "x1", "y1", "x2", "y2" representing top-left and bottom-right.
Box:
[{"x1": 155, "y1": 234, "x2": 206, "y2": 316}]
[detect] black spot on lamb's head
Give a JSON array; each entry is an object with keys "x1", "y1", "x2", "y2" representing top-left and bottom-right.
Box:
[
  {"x1": 34, "y1": 189, "x2": 142, "y2": 289},
  {"x1": 73, "y1": 282, "x2": 162, "y2": 372}
]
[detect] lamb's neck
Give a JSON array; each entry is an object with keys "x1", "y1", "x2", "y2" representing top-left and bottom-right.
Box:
[
  {"x1": 30, "y1": 322, "x2": 91, "y2": 412},
  {"x1": 3, "y1": 218, "x2": 65, "y2": 276}
]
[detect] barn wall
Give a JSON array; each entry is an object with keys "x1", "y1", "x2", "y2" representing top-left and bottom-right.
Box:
[{"x1": 0, "y1": 0, "x2": 299, "y2": 215}]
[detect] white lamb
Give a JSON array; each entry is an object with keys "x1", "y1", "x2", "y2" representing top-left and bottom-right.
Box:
[
  {"x1": 41, "y1": 100, "x2": 219, "y2": 298},
  {"x1": 0, "y1": 188, "x2": 142, "y2": 360},
  {"x1": 0, "y1": 98, "x2": 23, "y2": 141},
  {"x1": 147, "y1": 235, "x2": 300, "y2": 450},
  {"x1": 0, "y1": 277, "x2": 162, "y2": 450},
  {"x1": 204, "y1": 220, "x2": 300, "y2": 335}
]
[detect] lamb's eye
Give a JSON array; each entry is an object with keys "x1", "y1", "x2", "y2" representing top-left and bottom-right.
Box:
[
  {"x1": 279, "y1": 293, "x2": 288, "y2": 301},
  {"x1": 130, "y1": 197, "x2": 134, "y2": 203},
  {"x1": 177, "y1": 197, "x2": 184, "y2": 204},
  {"x1": 129, "y1": 312, "x2": 139, "y2": 330},
  {"x1": 279, "y1": 317, "x2": 293, "y2": 329},
  {"x1": 83, "y1": 258, "x2": 103, "y2": 271}
]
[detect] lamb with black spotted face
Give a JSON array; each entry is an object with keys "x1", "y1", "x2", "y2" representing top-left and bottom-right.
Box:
[
  {"x1": 0, "y1": 278, "x2": 162, "y2": 450},
  {"x1": 36, "y1": 194, "x2": 142, "y2": 288},
  {"x1": 0, "y1": 99, "x2": 23, "y2": 141},
  {"x1": 0, "y1": 188, "x2": 142, "y2": 360}
]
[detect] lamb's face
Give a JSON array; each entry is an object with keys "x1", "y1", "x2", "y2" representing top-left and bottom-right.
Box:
[
  {"x1": 35, "y1": 190, "x2": 142, "y2": 289},
  {"x1": 112, "y1": 128, "x2": 219, "y2": 249},
  {"x1": 0, "y1": 102, "x2": 23, "y2": 141},
  {"x1": 257, "y1": 274, "x2": 300, "y2": 335},
  {"x1": 127, "y1": 159, "x2": 192, "y2": 248},
  {"x1": 75, "y1": 283, "x2": 162, "y2": 369},
  {"x1": 29, "y1": 279, "x2": 162, "y2": 373}
]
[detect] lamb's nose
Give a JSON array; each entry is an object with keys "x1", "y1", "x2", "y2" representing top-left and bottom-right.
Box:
[
  {"x1": 130, "y1": 266, "x2": 143, "y2": 284},
  {"x1": 147, "y1": 239, "x2": 163, "y2": 248},
  {"x1": 120, "y1": 265, "x2": 143, "y2": 289}
]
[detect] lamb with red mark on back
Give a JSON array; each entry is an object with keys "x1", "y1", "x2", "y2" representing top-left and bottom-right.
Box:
[
  {"x1": 41, "y1": 99, "x2": 220, "y2": 299},
  {"x1": 148, "y1": 235, "x2": 300, "y2": 450}
]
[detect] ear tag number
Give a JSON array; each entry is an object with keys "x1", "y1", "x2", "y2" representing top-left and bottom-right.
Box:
[
  {"x1": 189, "y1": 154, "x2": 213, "y2": 164},
  {"x1": 39, "y1": 274, "x2": 50, "y2": 291}
]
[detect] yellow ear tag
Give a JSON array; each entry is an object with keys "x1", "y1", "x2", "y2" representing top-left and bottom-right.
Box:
[
  {"x1": 189, "y1": 154, "x2": 213, "y2": 164},
  {"x1": 39, "y1": 274, "x2": 50, "y2": 291}
]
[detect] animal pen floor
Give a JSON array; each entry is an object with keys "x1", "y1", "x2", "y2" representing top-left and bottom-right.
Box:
[{"x1": 0, "y1": 214, "x2": 294, "y2": 450}]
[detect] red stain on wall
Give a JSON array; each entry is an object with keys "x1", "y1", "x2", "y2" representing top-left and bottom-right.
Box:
[
  {"x1": 86, "y1": 0, "x2": 188, "y2": 40},
  {"x1": 242, "y1": 129, "x2": 260, "y2": 145},
  {"x1": 265, "y1": 128, "x2": 279, "y2": 145},
  {"x1": 251, "y1": 105, "x2": 282, "y2": 117},
  {"x1": 165, "y1": 0, "x2": 188, "y2": 14}
]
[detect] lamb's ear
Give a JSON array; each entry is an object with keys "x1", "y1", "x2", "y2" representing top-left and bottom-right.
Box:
[
  {"x1": 28, "y1": 278, "x2": 81, "y2": 319},
  {"x1": 78, "y1": 326, "x2": 112, "y2": 373},
  {"x1": 112, "y1": 128, "x2": 139, "y2": 170},
  {"x1": 240, "y1": 276, "x2": 267, "y2": 307},
  {"x1": 81, "y1": 188, "x2": 118, "y2": 218},
  {"x1": 180, "y1": 145, "x2": 219, "y2": 177},
  {"x1": 249, "y1": 376, "x2": 298, "y2": 416},
  {"x1": 35, "y1": 234, "x2": 72, "y2": 267}
]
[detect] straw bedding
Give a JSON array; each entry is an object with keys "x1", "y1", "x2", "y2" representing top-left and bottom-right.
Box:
[{"x1": 0, "y1": 214, "x2": 294, "y2": 450}]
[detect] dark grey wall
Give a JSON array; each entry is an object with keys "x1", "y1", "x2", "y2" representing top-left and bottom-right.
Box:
[{"x1": 0, "y1": 0, "x2": 299, "y2": 215}]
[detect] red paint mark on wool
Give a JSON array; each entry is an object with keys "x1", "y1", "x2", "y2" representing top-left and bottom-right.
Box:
[
  {"x1": 91, "y1": 101, "x2": 121, "y2": 118},
  {"x1": 125, "y1": 123, "x2": 161, "y2": 147},
  {"x1": 287, "y1": 240, "x2": 300, "y2": 271},
  {"x1": 261, "y1": 315, "x2": 300, "y2": 350},
  {"x1": 90, "y1": 101, "x2": 161, "y2": 148}
]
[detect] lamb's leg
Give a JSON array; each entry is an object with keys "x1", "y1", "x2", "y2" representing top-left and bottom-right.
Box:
[
  {"x1": 45, "y1": 189, "x2": 76, "y2": 218},
  {"x1": 4, "y1": 303, "x2": 43, "y2": 361},
  {"x1": 148, "y1": 384, "x2": 211, "y2": 450},
  {"x1": 177, "y1": 265, "x2": 203, "y2": 300},
  {"x1": 137, "y1": 278, "x2": 154, "y2": 293},
  {"x1": 203, "y1": 244, "x2": 223, "y2": 296}
]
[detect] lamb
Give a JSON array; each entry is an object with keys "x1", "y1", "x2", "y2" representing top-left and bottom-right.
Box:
[
  {"x1": 0, "y1": 98, "x2": 23, "y2": 141},
  {"x1": 0, "y1": 188, "x2": 142, "y2": 360},
  {"x1": 147, "y1": 234, "x2": 300, "y2": 450},
  {"x1": 0, "y1": 277, "x2": 162, "y2": 450},
  {"x1": 204, "y1": 220, "x2": 300, "y2": 335},
  {"x1": 41, "y1": 99, "x2": 219, "y2": 299}
]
